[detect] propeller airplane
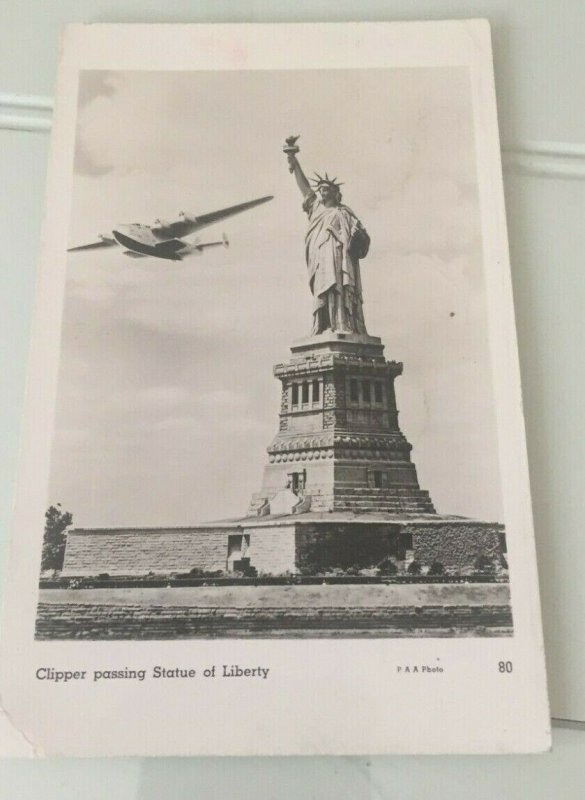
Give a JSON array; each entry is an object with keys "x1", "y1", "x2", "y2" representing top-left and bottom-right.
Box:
[{"x1": 67, "y1": 194, "x2": 273, "y2": 262}]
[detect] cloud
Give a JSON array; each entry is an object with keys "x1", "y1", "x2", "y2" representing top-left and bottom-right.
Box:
[
  {"x1": 196, "y1": 389, "x2": 248, "y2": 409},
  {"x1": 150, "y1": 415, "x2": 209, "y2": 436},
  {"x1": 138, "y1": 385, "x2": 191, "y2": 407}
]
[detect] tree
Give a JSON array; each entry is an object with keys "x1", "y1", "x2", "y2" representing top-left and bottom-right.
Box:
[
  {"x1": 377, "y1": 558, "x2": 398, "y2": 576},
  {"x1": 41, "y1": 504, "x2": 73, "y2": 572}
]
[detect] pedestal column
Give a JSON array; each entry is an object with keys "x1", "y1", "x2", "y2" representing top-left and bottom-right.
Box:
[{"x1": 248, "y1": 332, "x2": 435, "y2": 516}]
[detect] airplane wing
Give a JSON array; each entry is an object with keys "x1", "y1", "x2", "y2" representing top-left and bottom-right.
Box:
[
  {"x1": 152, "y1": 195, "x2": 273, "y2": 240},
  {"x1": 68, "y1": 237, "x2": 117, "y2": 252}
]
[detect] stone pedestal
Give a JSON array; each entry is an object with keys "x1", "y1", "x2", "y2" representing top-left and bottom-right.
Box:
[
  {"x1": 59, "y1": 333, "x2": 508, "y2": 581},
  {"x1": 62, "y1": 515, "x2": 506, "y2": 578},
  {"x1": 248, "y1": 331, "x2": 435, "y2": 516}
]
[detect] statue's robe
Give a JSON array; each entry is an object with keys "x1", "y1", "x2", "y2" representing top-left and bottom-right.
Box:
[{"x1": 303, "y1": 192, "x2": 370, "y2": 334}]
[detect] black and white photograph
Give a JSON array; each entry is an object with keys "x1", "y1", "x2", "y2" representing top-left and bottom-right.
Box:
[
  {"x1": 35, "y1": 64, "x2": 513, "y2": 639},
  {"x1": 0, "y1": 22, "x2": 550, "y2": 757}
]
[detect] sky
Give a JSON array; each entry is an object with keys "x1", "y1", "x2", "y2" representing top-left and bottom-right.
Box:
[{"x1": 47, "y1": 66, "x2": 504, "y2": 527}]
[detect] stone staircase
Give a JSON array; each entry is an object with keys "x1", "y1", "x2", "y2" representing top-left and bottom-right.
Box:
[
  {"x1": 247, "y1": 493, "x2": 270, "y2": 516},
  {"x1": 249, "y1": 487, "x2": 435, "y2": 516},
  {"x1": 329, "y1": 486, "x2": 436, "y2": 515}
]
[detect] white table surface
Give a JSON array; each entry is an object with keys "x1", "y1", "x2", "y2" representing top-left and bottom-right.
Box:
[{"x1": 1, "y1": 1, "x2": 584, "y2": 792}]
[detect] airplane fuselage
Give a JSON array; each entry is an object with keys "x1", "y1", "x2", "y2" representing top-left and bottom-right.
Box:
[{"x1": 112, "y1": 226, "x2": 185, "y2": 260}]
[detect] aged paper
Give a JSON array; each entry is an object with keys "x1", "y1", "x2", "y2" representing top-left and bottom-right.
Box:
[{"x1": 0, "y1": 21, "x2": 550, "y2": 755}]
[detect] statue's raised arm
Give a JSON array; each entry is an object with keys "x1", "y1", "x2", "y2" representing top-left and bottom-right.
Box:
[
  {"x1": 283, "y1": 135, "x2": 312, "y2": 199},
  {"x1": 283, "y1": 135, "x2": 370, "y2": 337}
]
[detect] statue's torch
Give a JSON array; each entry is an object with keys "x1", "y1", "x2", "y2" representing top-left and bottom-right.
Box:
[{"x1": 283, "y1": 135, "x2": 300, "y2": 172}]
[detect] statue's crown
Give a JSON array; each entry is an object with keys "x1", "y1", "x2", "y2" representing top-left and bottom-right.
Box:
[{"x1": 310, "y1": 172, "x2": 344, "y2": 189}]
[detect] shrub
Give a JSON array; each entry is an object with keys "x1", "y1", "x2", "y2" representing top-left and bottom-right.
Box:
[
  {"x1": 189, "y1": 567, "x2": 205, "y2": 577},
  {"x1": 323, "y1": 567, "x2": 346, "y2": 577},
  {"x1": 360, "y1": 567, "x2": 379, "y2": 577},
  {"x1": 377, "y1": 558, "x2": 398, "y2": 576},
  {"x1": 180, "y1": 568, "x2": 226, "y2": 579},
  {"x1": 474, "y1": 553, "x2": 496, "y2": 575},
  {"x1": 428, "y1": 560, "x2": 444, "y2": 576},
  {"x1": 407, "y1": 560, "x2": 422, "y2": 575},
  {"x1": 297, "y1": 566, "x2": 316, "y2": 576}
]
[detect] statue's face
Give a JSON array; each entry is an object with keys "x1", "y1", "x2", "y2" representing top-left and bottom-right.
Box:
[{"x1": 318, "y1": 184, "x2": 338, "y2": 207}]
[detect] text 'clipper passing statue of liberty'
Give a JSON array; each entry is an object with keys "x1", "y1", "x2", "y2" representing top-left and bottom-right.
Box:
[{"x1": 283, "y1": 135, "x2": 370, "y2": 336}]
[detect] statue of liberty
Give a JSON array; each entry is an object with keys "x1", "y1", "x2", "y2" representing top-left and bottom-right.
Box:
[{"x1": 284, "y1": 136, "x2": 370, "y2": 336}]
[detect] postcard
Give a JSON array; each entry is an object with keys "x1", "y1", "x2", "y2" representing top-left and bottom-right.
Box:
[{"x1": 0, "y1": 21, "x2": 550, "y2": 756}]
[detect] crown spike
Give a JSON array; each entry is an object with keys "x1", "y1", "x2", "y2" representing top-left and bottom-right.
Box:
[{"x1": 310, "y1": 171, "x2": 343, "y2": 187}]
